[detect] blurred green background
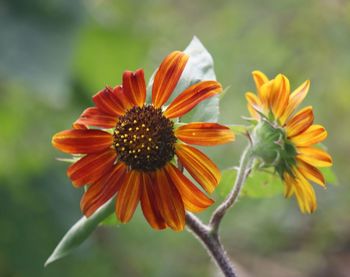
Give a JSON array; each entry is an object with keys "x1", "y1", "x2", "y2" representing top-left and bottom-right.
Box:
[{"x1": 0, "y1": 0, "x2": 349, "y2": 276}]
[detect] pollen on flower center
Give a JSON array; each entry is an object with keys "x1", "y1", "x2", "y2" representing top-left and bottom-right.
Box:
[{"x1": 113, "y1": 105, "x2": 176, "y2": 171}]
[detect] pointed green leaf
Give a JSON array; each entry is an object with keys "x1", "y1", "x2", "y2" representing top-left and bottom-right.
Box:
[{"x1": 45, "y1": 199, "x2": 115, "y2": 266}]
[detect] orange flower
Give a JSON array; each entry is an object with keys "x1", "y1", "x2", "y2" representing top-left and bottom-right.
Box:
[
  {"x1": 52, "y1": 51, "x2": 234, "y2": 231},
  {"x1": 246, "y1": 71, "x2": 332, "y2": 213}
]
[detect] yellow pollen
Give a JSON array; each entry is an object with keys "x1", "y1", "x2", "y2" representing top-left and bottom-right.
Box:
[
  {"x1": 134, "y1": 155, "x2": 138, "y2": 158},
  {"x1": 129, "y1": 140, "x2": 133, "y2": 144},
  {"x1": 124, "y1": 134, "x2": 128, "y2": 137},
  {"x1": 115, "y1": 130, "x2": 120, "y2": 134},
  {"x1": 132, "y1": 150, "x2": 136, "y2": 153},
  {"x1": 155, "y1": 146, "x2": 159, "y2": 149},
  {"x1": 141, "y1": 135, "x2": 145, "y2": 138},
  {"x1": 142, "y1": 144, "x2": 145, "y2": 148},
  {"x1": 142, "y1": 124, "x2": 145, "y2": 127},
  {"x1": 129, "y1": 150, "x2": 132, "y2": 153},
  {"x1": 121, "y1": 147, "x2": 125, "y2": 151},
  {"x1": 146, "y1": 128, "x2": 149, "y2": 131},
  {"x1": 123, "y1": 139, "x2": 127, "y2": 142},
  {"x1": 136, "y1": 127, "x2": 139, "y2": 130},
  {"x1": 133, "y1": 120, "x2": 137, "y2": 123},
  {"x1": 129, "y1": 127, "x2": 132, "y2": 131},
  {"x1": 138, "y1": 149, "x2": 141, "y2": 152},
  {"x1": 116, "y1": 143, "x2": 120, "y2": 147},
  {"x1": 121, "y1": 135, "x2": 124, "y2": 138},
  {"x1": 148, "y1": 138, "x2": 152, "y2": 141},
  {"x1": 147, "y1": 155, "x2": 150, "y2": 159},
  {"x1": 147, "y1": 146, "x2": 151, "y2": 150}
]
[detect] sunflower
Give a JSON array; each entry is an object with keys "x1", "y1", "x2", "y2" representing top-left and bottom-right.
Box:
[
  {"x1": 52, "y1": 51, "x2": 234, "y2": 231},
  {"x1": 246, "y1": 71, "x2": 333, "y2": 213}
]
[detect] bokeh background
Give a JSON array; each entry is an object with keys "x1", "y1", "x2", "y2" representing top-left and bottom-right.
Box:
[{"x1": 1, "y1": 0, "x2": 349, "y2": 276}]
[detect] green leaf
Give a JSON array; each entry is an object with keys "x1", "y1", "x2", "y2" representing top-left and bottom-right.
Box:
[
  {"x1": 45, "y1": 199, "x2": 115, "y2": 266},
  {"x1": 227, "y1": 124, "x2": 249, "y2": 135},
  {"x1": 217, "y1": 168, "x2": 284, "y2": 199},
  {"x1": 320, "y1": 167, "x2": 338, "y2": 185},
  {"x1": 147, "y1": 36, "x2": 220, "y2": 122}
]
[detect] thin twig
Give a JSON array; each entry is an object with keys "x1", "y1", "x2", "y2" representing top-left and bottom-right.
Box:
[{"x1": 209, "y1": 146, "x2": 253, "y2": 234}]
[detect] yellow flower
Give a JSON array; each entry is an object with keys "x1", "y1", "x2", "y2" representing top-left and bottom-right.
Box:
[{"x1": 246, "y1": 71, "x2": 333, "y2": 213}]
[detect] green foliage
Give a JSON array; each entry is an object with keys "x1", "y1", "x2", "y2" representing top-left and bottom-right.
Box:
[
  {"x1": 45, "y1": 199, "x2": 115, "y2": 266},
  {"x1": 217, "y1": 168, "x2": 284, "y2": 199}
]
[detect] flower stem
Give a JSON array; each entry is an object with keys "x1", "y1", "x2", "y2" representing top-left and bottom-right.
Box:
[
  {"x1": 185, "y1": 212, "x2": 237, "y2": 277},
  {"x1": 209, "y1": 145, "x2": 253, "y2": 234},
  {"x1": 182, "y1": 144, "x2": 253, "y2": 276}
]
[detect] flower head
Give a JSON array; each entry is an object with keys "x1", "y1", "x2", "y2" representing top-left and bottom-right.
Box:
[
  {"x1": 52, "y1": 51, "x2": 234, "y2": 231},
  {"x1": 246, "y1": 71, "x2": 332, "y2": 213}
]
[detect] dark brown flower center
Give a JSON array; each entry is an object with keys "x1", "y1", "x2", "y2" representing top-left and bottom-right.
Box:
[{"x1": 113, "y1": 105, "x2": 176, "y2": 171}]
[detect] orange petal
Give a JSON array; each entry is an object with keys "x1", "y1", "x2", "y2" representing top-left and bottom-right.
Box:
[
  {"x1": 165, "y1": 163, "x2": 214, "y2": 212},
  {"x1": 152, "y1": 51, "x2": 189, "y2": 108},
  {"x1": 154, "y1": 168, "x2": 185, "y2": 231},
  {"x1": 73, "y1": 107, "x2": 118, "y2": 129},
  {"x1": 283, "y1": 173, "x2": 295, "y2": 198},
  {"x1": 140, "y1": 173, "x2": 166, "y2": 230},
  {"x1": 285, "y1": 106, "x2": 314, "y2": 138},
  {"x1": 67, "y1": 148, "x2": 117, "y2": 187},
  {"x1": 175, "y1": 122, "x2": 234, "y2": 146},
  {"x1": 115, "y1": 170, "x2": 142, "y2": 223},
  {"x1": 291, "y1": 125, "x2": 327, "y2": 147},
  {"x1": 122, "y1": 69, "x2": 146, "y2": 108},
  {"x1": 280, "y1": 80, "x2": 310, "y2": 124},
  {"x1": 270, "y1": 74, "x2": 290, "y2": 119},
  {"x1": 52, "y1": 129, "x2": 113, "y2": 154},
  {"x1": 164, "y1": 81, "x2": 222, "y2": 119},
  {"x1": 81, "y1": 162, "x2": 127, "y2": 217},
  {"x1": 92, "y1": 86, "x2": 126, "y2": 116},
  {"x1": 258, "y1": 81, "x2": 273, "y2": 112},
  {"x1": 292, "y1": 169, "x2": 317, "y2": 213},
  {"x1": 245, "y1": 91, "x2": 262, "y2": 118},
  {"x1": 297, "y1": 147, "x2": 332, "y2": 167},
  {"x1": 296, "y1": 158, "x2": 325, "y2": 187},
  {"x1": 175, "y1": 143, "x2": 220, "y2": 193},
  {"x1": 252, "y1": 70, "x2": 269, "y2": 91}
]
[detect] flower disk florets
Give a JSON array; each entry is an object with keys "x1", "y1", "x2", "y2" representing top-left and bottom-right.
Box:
[{"x1": 113, "y1": 105, "x2": 176, "y2": 171}]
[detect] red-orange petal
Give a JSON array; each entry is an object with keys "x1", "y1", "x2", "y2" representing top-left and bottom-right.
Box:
[
  {"x1": 92, "y1": 86, "x2": 126, "y2": 116},
  {"x1": 81, "y1": 162, "x2": 127, "y2": 217},
  {"x1": 52, "y1": 129, "x2": 113, "y2": 154},
  {"x1": 154, "y1": 168, "x2": 185, "y2": 231},
  {"x1": 175, "y1": 122, "x2": 234, "y2": 146},
  {"x1": 67, "y1": 148, "x2": 117, "y2": 187},
  {"x1": 175, "y1": 143, "x2": 220, "y2": 193},
  {"x1": 115, "y1": 170, "x2": 142, "y2": 223},
  {"x1": 122, "y1": 69, "x2": 146, "y2": 108},
  {"x1": 165, "y1": 163, "x2": 214, "y2": 212},
  {"x1": 164, "y1": 81, "x2": 222, "y2": 119},
  {"x1": 291, "y1": 125, "x2": 327, "y2": 147},
  {"x1": 285, "y1": 106, "x2": 314, "y2": 138},
  {"x1": 296, "y1": 158, "x2": 325, "y2": 187},
  {"x1": 297, "y1": 147, "x2": 333, "y2": 167},
  {"x1": 140, "y1": 173, "x2": 166, "y2": 230},
  {"x1": 152, "y1": 51, "x2": 189, "y2": 108},
  {"x1": 73, "y1": 107, "x2": 118, "y2": 129}
]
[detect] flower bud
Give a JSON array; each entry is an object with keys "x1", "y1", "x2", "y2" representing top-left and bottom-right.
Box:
[{"x1": 251, "y1": 120, "x2": 297, "y2": 176}]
